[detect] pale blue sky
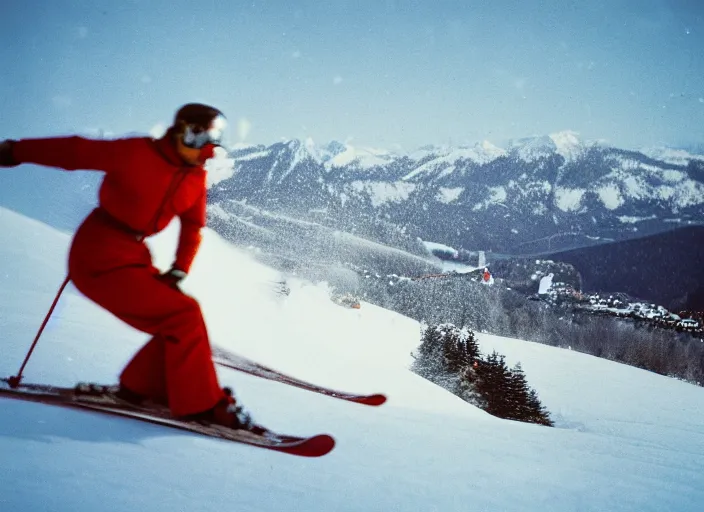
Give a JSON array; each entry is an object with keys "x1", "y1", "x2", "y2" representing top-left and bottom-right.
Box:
[{"x1": 1, "y1": 0, "x2": 702, "y2": 151}]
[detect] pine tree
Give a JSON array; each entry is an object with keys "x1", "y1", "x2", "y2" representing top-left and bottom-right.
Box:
[
  {"x1": 412, "y1": 324, "x2": 446, "y2": 379},
  {"x1": 525, "y1": 389, "x2": 554, "y2": 426},
  {"x1": 412, "y1": 325, "x2": 553, "y2": 427},
  {"x1": 474, "y1": 351, "x2": 512, "y2": 418},
  {"x1": 443, "y1": 325, "x2": 476, "y2": 373},
  {"x1": 457, "y1": 363, "x2": 486, "y2": 409},
  {"x1": 504, "y1": 363, "x2": 530, "y2": 421},
  {"x1": 461, "y1": 328, "x2": 480, "y2": 362}
]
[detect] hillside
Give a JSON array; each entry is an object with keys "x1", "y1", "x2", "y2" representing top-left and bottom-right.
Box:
[
  {"x1": 541, "y1": 226, "x2": 704, "y2": 311},
  {"x1": 1, "y1": 206, "x2": 704, "y2": 511}
]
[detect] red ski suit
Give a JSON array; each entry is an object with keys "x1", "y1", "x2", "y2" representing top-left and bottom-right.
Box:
[{"x1": 12, "y1": 134, "x2": 226, "y2": 417}]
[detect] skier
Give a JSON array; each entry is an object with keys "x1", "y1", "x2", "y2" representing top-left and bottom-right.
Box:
[{"x1": 0, "y1": 103, "x2": 252, "y2": 430}]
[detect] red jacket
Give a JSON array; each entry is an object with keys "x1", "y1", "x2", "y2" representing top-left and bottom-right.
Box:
[{"x1": 12, "y1": 135, "x2": 206, "y2": 272}]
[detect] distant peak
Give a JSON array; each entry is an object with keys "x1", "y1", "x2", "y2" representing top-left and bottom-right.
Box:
[
  {"x1": 326, "y1": 140, "x2": 347, "y2": 156},
  {"x1": 548, "y1": 130, "x2": 581, "y2": 146},
  {"x1": 548, "y1": 130, "x2": 584, "y2": 162},
  {"x1": 475, "y1": 140, "x2": 506, "y2": 156}
]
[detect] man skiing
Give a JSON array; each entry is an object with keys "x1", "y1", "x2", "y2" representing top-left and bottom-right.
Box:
[{"x1": 0, "y1": 104, "x2": 251, "y2": 430}]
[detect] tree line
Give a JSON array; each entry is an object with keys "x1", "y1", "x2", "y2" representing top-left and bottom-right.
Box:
[
  {"x1": 412, "y1": 323, "x2": 553, "y2": 426},
  {"x1": 355, "y1": 273, "x2": 704, "y2": 386}
]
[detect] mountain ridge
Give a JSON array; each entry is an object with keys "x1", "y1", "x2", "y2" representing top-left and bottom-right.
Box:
[{"x1": 209, "y1": 132, "x2": 704, "y2": 256}]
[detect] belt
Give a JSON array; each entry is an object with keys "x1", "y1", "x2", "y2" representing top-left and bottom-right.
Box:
[{"x1": 93, "y1": 207, "x2": 145, "y2": 241}]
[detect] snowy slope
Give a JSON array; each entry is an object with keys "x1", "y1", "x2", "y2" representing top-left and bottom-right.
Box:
[{"x1": 1, "y1": 205, "x2": 704, "y2": 512}]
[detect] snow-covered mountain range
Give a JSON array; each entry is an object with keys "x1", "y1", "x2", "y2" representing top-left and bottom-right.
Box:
[{"x1": 209, "y1": 131, "x2": 704, "y2": 255}]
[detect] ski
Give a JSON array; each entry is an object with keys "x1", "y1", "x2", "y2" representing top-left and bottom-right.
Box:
[
  {"x1": 212, "y1": 346, "x2": 387, "y2": 406},
  {"x1": 0, "y1": 380, "x2": 335, "y2": 457}
]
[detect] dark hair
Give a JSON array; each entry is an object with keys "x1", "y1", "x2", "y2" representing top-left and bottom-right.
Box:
[{"x1": 173, "y1": 103, "x2": 224, "y2": 128}]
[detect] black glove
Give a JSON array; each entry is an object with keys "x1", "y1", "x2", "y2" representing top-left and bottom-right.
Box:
[
  {"x1": 157, "y1": 267, "x2": 187, "y2": 289},
  {"x1": 0, "y1": 140, "x2": 18, "y2": 167}
]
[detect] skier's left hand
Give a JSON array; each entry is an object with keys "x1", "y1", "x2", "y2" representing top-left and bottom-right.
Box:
[
  {"x1": 157, "y1": 267, "x2": 187, "y2": 290},
  {"x1": 0, "y1": 140, "x2": 18, "y2": 167}
]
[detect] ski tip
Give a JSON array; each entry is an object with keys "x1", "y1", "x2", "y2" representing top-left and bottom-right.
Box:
[
  {"x1": 285, "y1": 434, "x2": 336, "y2": 457},
  {"x1": 351, "y1": 394, "x2": 387, "y2": 406}
]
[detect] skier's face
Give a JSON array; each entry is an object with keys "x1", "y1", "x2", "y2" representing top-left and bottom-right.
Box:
[{"x1": 175, "y1": 136, "x2": 203, "y2": 166}]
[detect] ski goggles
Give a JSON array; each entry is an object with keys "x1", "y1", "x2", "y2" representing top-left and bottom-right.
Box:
[{"x1": 181, "y1": 114, "x2": 227, "y2": 149}]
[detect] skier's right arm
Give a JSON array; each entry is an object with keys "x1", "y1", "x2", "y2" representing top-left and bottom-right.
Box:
[{"x1": 0, "y1": 136, "x2": 124, "y2": 173}]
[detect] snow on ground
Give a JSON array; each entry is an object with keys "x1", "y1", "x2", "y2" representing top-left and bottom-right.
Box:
[{"x1": 1, "y1": 205, "x2": 704, "y2": 512}]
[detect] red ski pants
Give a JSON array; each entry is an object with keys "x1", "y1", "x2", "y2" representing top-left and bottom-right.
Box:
[{"x1": 68, "y1": 211, "x2": 225, "y2": 417}]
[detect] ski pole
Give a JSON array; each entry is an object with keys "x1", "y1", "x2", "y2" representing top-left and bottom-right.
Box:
[{"x1": 7, "y1": 275, "x2": 71, "y2": 388}]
